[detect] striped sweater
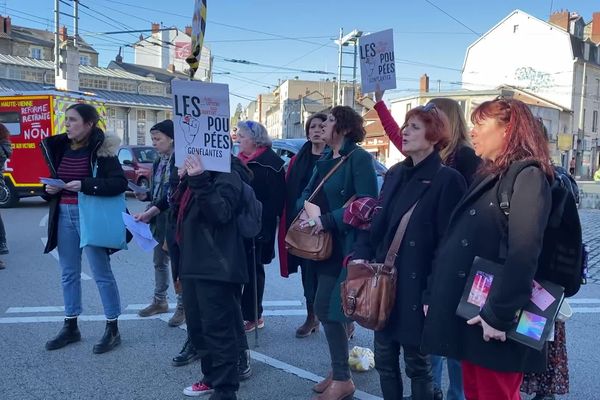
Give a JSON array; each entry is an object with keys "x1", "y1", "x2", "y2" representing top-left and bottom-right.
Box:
[{"x1": 57, "y1": 147, "x2": 91, "y2": 204}]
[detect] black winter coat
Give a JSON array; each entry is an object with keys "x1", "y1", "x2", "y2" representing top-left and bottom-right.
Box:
[
  {"x1": 447, "y1": 145, "x2": 481, "y2": 186},
  {"x1": 353, "y1": 152, "x2": 466, "y2": 345},
  {"x1": 41, "y1": 129, "x2": 127, "y2": 253},
  {"x1": 245, "y1": 147, "x2": 285, "y2": 264},
  {"x1": 421, "y1": 165, "x2": 552, "y2": 373},
  {"x1": 178, "y1": 162, "x2": 248, "y2": 284}
]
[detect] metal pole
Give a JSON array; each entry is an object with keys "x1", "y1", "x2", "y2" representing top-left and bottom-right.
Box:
[
  {"x1": 577, "y1": 61, "x2": 587, "y2": 177},
  {"x1": 73, "y1": 0, "x2": 78, "y2": 48},
  {"x1": 352, "y1": 40, "x2": 357, "y2": 109},
  {"x1": 337, "y1": 28, "x2": 343, "y2": 107},
  {"x1": 54, "y1": 0, "x2": 60, "y2": 77}
]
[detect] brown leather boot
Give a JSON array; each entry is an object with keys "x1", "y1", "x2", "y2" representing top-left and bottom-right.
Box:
[
  {"x1": 296, "y1": 303, "x2": 319, "y2": 338},
  {"x1": 313, "y1": 379, "x2": 355, "y2": 400},
  {"x1": 138, "y1": 297, "x2": 169, "y2": 317},
  {"x1": 312, "y1": 372, "x2": 333, "y2": 393}
]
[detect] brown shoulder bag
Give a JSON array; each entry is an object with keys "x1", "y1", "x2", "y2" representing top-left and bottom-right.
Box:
[
  {"x1": 341, "y1": 202, "x2": 418, "y2": 331},
  {"x1": 285, "y1": 151, "x2": 355, "y2": 261}
]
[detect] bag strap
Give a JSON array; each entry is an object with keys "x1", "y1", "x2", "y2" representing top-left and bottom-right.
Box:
[
  {"x1": 497, "y1": 160, "x2": 539, "y2": 215},
  {"x1": 383, "y1": 202, "x2": 418, "y2": 267},
  {"x1": 307, "y1": 149, "x2": 357, "y2": 203}
]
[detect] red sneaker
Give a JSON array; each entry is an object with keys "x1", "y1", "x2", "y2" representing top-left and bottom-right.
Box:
[
  {"x1": 183, "y1": 382, "x2": 214, "y2": 397},
  {"x1": 243, "y1": 318, "x2": 265, "y2": 333}
]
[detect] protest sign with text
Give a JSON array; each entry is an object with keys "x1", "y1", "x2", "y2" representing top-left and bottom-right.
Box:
[
  {"x1": 172, "y1": 80, "x2": 231, "y2": 173},
  {"x1": 359, "y1": 29, "x2": 396, "y2": 94}
]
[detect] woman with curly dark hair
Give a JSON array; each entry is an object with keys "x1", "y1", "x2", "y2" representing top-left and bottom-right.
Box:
[{"x1": 296, "y1": 106, "x2": 378, "y2": 400}]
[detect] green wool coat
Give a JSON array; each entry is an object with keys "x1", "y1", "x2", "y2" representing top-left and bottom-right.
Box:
[{"x1": 298, "y1": 139, "x2": 378, "y2": 321}]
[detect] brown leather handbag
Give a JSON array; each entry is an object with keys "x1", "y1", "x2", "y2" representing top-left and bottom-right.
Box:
[
  {"x1": 341, "y1": 202, "x2": 418, "y2": 331},
  {"x1": 285, "y1": 151, "x2": 355, "y2": 261}
]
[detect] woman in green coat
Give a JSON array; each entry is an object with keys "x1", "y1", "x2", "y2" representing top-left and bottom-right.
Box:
[{"x1": 297, "y1": 106, "x2": 378, "y2": 400}]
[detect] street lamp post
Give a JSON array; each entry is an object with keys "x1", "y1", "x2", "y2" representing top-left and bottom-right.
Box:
[{"x1": 334, "y1": 29, "x2": 362, "y2": 107}]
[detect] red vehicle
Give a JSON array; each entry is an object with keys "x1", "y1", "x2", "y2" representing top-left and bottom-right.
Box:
[
  {"x1": 117, "y1": 145, "x2": 158, "y2": 190},
  {"x1": 0, "y1": 91, "x2": 106, "y2": 207}
]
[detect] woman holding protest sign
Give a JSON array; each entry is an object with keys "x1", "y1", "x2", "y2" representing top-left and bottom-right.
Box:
[
  {"x1": 177, "y1": 153, "x2": 248, "y2": 399},
  {"x1": 41, "y1": 103, "x2": 127, "y2": 354},
  {"x1": 235, "y1": 120, "x2": 285, "y2": 333},
  {"x1": 296, "y1": 106, "x2": 378, "y2": 400}
]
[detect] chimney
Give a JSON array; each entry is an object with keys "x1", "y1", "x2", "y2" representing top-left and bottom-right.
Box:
[
  {"x1": 419, "y1": 74, "x2": 430, "y2": 93},
  {"x1": 592, "y1": 12, "x2": 600, "y2": 45},
  {"x1": 59, "y1": 25, "x2": 68, "y2": 42},
  {"x1": 4, "y1": 16, "x2": 11, "y2": 35},
  {"x1": 167, "y1": 63, "x2": 175, "y2": 73},
  {"x1": 0, "y1": 16, "x2": 4, "y2": 34},
  {"x1": 151, "y1": 23, "x2": 160, "y2": 34},
  {"x1": 185, "y1": 25, "x2": 192, "y2": 36},
  {"x1": 115, "y1": 47, "x2": 123, "y2": 63},
  {"x1": 549, "y1": 10, "x2": 570, "y2": 31}
]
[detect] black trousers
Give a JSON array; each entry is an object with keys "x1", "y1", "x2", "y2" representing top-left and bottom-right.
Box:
[
  {"x1": 182, "y1": 279, "x2": 244, "y2": 396},
  {"x1": 300, "y1": 260, "x2": 319, "y2": 305},
  {"x1": 0, "y1": 210, "x2": 6, "y2": 243},
  {"x1": 374, "y1": 331, "x2": 434, "y2": 400},
  {"x1": 241, "y1": 241, "x2": 265, "y2": 321}
]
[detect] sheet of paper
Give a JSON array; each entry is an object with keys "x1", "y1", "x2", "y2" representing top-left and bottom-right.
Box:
[
  {"x1": 304, "y1": 201, "x2": 322, "y2": 219},
  {"x1": 128, "y1": 181, "x2": 150, "y2": 194},
  {"x1": 121, "y1": 212, "x2": 158, "y2": 252},
  {"x1": 40, "y1": 177, "x2": 66, "y2": 188}
]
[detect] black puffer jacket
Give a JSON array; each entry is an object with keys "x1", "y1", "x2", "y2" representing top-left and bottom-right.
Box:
[
  {"x1": 41, "y1": 129, "x2": 127, "y2": 253},
  {"x1": 178, "y1": 158, "x2": 249, "y2": 284}
]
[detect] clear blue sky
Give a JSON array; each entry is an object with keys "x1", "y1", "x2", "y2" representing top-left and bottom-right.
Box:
[{"x1": 2, "y1": 0, "x2": 597, "y2": 110}]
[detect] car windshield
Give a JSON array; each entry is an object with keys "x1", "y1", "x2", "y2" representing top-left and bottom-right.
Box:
[{"x1": 133, "y1": 148, "x2": 158, "y2": 163}]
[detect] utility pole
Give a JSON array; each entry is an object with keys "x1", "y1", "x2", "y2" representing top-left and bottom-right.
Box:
[
  {"x1": 337, "y1": 28, "x2": 343, "y2": 107},
  {"x1": 577, "y1": 61, "x2": 587, "y2": 177},
  {"x1": 335, "y1": 29, "x2": 363, "y2": 107},
  {"x1": 73, "y1": 0, "x2": 78, "y2": 48},
  {"x1": 54, "y1": 0, "x2": 60, "y2": 78}
]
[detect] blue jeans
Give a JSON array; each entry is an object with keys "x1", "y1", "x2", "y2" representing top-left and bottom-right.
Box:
[
  {"x1": 431, "y1": 355, "x2": 465, "y2": 400},
  {"x1": 57, "y1": 204, "x2": 121, "y2": 319}
]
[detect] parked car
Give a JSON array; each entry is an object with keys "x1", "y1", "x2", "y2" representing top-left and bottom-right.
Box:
[
  {"x1": 117, "y1": 145, "x2": 158, "y2": 190},
  {"x1": 233, "y1": 138, "x2": 387, "y2": 191}
]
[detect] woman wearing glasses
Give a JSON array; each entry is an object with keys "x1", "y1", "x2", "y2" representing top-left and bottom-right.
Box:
[
  {"x1": 236, "y1": 120, "x2": 286, "y2": 333},
  {"x1": 352, "y1": 103, "x2": 466, "y2": 399}
]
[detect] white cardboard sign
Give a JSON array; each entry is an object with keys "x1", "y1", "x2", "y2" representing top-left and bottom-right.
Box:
[
  {"x1": 172, "y1": 80, "x2": 231, "y2": 173},
  {"x1": 359, "y1": 29, "x2": 397, "y2": 94}
]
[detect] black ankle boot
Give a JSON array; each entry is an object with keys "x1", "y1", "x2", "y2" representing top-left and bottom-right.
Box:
[
  {"x1": 93, "y1": 319, "x2": 121, "y2": 354},
  {"x1": 45, "y1": 317, "x2": 81, "y2": 350},
  {"x1": 172, "y1": 337, "x2": 200, "y2": 366}
]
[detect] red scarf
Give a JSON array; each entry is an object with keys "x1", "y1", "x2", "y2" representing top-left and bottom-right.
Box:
[{"x1": 237, "y1": 146, "x2": 268, "y2": 165}]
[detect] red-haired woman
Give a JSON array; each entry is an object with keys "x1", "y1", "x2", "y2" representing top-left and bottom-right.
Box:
[
  {"x1": 422, "y1": 98, "x2": 554, "y2": 400},
  {"x1": 352, "y1": 103, "x2": 466, "y2": 399}
]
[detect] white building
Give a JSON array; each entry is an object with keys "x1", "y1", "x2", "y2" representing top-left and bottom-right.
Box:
[
  {"x1": 134, "y1": 23, "x2": 211, "y2": 81},
  {"x1": 462, "y1": 9, "x2": 600, "y2": 177}
]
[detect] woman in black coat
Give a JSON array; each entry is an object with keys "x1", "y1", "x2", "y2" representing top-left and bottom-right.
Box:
[
  {"x1": 178, "y1": 154, "x2": 248, "y2": 399},
  {"x1": 421, "y1": 98, "x2": 554, "y2": 400},
  {"x1": 236, "y1": 120, "x2": 285, "y2": 332},
  {"x1": 353, "y1": 103, "x2": 466, "y2": 400}
]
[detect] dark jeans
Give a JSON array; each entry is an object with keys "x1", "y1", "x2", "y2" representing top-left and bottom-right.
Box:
[
  {"x1": 241, "y1": 241, "x2": 265, "y2": 321},
  {"x1": 300, "y1": 260, "x2": 319, "y2": 305},
  {"x1": 182, "y1": 279, "x2": 242, "y2": 395},
  {"x1": 314, "y1": 272, "x2": 351, "y2": 381},
  {"x1": 374, "y1": 331, "x2": 433, "y2": 400},
  {"x1": 0, "y1": 211, "x2": 6, "y2": 243}
]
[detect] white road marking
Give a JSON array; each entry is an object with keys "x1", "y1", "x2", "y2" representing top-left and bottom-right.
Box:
[
  {"x1": 6, "y1": 306, "x2": 65, "y2": 313},
  {"x1": 40, "y1": 237, "x2": 92, "y2": 280},
  {"x1": 262, "y1": 300, "x2": 303, "y2": 307},
  {"x1": 0, "y1": 313, "x2": 166, "y2": 324},
  {"x1": 568, "y1": 298, "x2": 600, "y2": 304},
  {"x1": 39, "y1": 214, "x2": 48, "y2": 227},
  {"x1": 127, "y1": 301, "x2": 304, "y2": 312},
  {"x1": 572, "y1": 307, "x2": 600, "y2": 313}
]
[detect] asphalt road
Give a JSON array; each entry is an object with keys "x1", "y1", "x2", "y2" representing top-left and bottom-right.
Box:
[{"x1": 0, "y1": 197, "x2": 599, "y2": 400}]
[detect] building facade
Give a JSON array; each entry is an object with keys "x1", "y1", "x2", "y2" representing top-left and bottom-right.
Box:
[
  {"x1": 134, "y1": 23, "x2": 211, "y2": 81},
  {"x1": 462, "y1": 9, "x2": 600, "y2": 177}
]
